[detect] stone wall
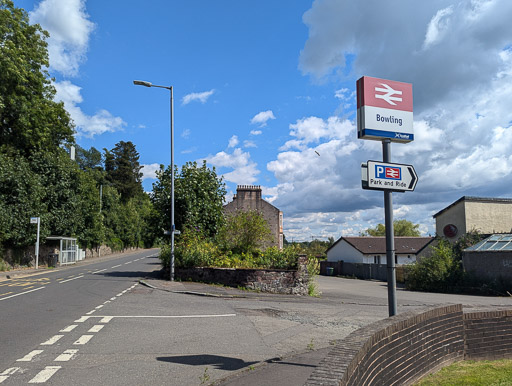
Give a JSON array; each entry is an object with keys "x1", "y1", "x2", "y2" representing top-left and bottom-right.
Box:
[
  {"x1": 305, "y1": 305, "x2": 512, "y2": 385},
  {"x1": 175, "y1": 255, "x2": 309, "y2": 295}
]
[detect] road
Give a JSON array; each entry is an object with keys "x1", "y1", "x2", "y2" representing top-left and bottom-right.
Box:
[{"x1": 2, "y1": 253, "x2": 512, "y2": 385}]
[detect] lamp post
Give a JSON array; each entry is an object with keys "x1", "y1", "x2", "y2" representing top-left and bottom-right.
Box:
[{"x1": 133, "y1": 80, "x2": 175, "y2": 281}]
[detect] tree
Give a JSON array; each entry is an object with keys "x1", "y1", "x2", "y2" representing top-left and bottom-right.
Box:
[
  {"x1": 362, "y1": 219, "x2": 421, "y2": 237},
  {"x1": 152, "y1": 161, "x2": 226, "y2": 238},
  {"x1": 76, "y1": 145, "x2": 103, "y2": 171},
  {"x1": 217, "y1": 211, "x2": 272, "y2": 255},
  {"x1": 104, "y1": 141, "x2": 143, "y2": 202},
  {"x1": 0, "y1": 0, "x2": 74, "y2": 155}
]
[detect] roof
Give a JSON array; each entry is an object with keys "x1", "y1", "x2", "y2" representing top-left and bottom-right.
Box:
[
  {"x1": 433, "y1": 196, "x2": 512, "y2": 218},
  {"x1": 327, "y1": 236, "x2": 434, "y2": 255},
  {"x1": 466, "y1": 234, "x2": 512, "y2": 252}
]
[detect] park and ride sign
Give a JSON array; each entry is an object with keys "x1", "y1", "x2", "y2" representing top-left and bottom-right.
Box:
[{"x1": 357, "y1": 76, "x2": 413, "y2": 143}]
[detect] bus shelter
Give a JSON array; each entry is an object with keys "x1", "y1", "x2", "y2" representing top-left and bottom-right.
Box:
[{"x1": 46, "y1": 236, "x2": 78, "y2": 265}]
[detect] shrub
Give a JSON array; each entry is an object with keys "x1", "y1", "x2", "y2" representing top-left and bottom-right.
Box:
[
  {"x1": 174, "y1": 228, "x2": 220, "y2": 268},
  {"x1": 0, "y1": 258, "x2": 10, "y2": 272}
]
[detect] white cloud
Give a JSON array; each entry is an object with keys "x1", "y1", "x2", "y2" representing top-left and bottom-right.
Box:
[
  {"x1": 141, "y1": 163, "x2": 161, "y2": 181},
  {"x1": 30, "y1": 0, "x2": 95, "y2": 76},
  {"x1": 243, "y1": 140, "x2": 257, "y2": 148},
  {"x1": 181, "y1": 129, "x2": 191, "y2": 139},
  {"x1": 228, "y1": 135, "x2": 239, "y2": 148},
  {"x1": 251, "y1": 110, "x2": 276, "y2": 127},
  {"x1": 270, "y1": 0, "x2": 512, "y2": 240},
  {"x1": 250, "y1": 130, "x2": 262, "y2": 136},
  {"x1": 182, "y1": 89, "x2": 215, "y2": 105},
  {"x1": 204, "y1": 147, "x2": 259, "y2": 185},
  {"x1": 54, "y1": 81, "x2": 126, "y2": 137},
  {"x1": 422, "y1": 6, "x2": 454, "y2": 50}
]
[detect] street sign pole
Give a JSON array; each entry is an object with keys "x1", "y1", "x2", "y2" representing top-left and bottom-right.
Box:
[
  {"x1": 383, "y1": 140, "x2": 397, "y2": 316},
  {"x1": 31, "y1": 217, "x2": 40, "y2": 269}
]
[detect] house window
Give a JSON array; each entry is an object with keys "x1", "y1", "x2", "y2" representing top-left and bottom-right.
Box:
[
  {"x1": 374, "y1": 256, "x2": 380, "y2": 264},
  {"x1": 395, "y1": 255, "x2": 398, "y2": 264}
]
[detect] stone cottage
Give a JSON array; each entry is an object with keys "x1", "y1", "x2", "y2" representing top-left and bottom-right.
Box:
[{"x1": 223, "y1": 185, "x2": 283, "y2": 249}]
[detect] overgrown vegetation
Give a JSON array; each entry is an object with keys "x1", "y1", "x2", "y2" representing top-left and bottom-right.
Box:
[
  {"x1": 415, "y1": 359, "x2": 512, "y2": 385},
  {"x1": 405, "y1": 232, "x2": 511, "y2": 295}
]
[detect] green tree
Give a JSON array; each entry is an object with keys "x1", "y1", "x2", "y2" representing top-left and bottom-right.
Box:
[
  {"x1": 217, "y1": 210, "x2": 272, "y2": 255},
  {"x1": 152, "y1": 161, "x2": 226, "y2": 238},
  {"x1": 0, "y1": 0, "x2": 74, "y2": 155},
  {"x1": 362, "y1": 219, "x2": 421, "y2": 237},
  {"x1": 105, "y1": 141, "x2": 143, "y2": 202},
  {"x1": 76, "y1": 145, "x2": 103, "y2": 171}
]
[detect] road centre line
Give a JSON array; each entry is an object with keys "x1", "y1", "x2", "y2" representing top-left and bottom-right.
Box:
[
  {"x1": 92, "y1": 269, "x2": 107, "y2": 274},
  {"x1": 111, "y1": 264, "x2": 122, "y2": 268},
  {"x1": 74, "y1": 335, "x2": 94, "y2": 345},
  {"x1": 0, "y1": 287, "x2": 45, "y2": 301},
  {"x1": 59, "y1": 275, "x2": 84, "y2": 284},
  {"x1": 29, "y1": 366, "x2": 61, "y2": 383},
  {"x1": 17, "y1": 350, "x2": 44, "y2": 362},
  {"x1": 0, "y1": 367, "x2": 20, "y2": 383},
  {"x1": 88, "y1": 325, "x2": 104, "y2": 333},
  {"x1": 54, "y1": 349, "x2": 78, "y2": 362},
  {"x1": 60, "y1": 325, "x2": 78, "y2": 332},
  {"x1": 41, "y1": 335, "x2": 63, "y2": 345}
]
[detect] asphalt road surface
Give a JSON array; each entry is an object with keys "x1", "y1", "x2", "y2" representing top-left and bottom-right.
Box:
[{"x1": 3, "y1": 252, "x2": 512, "y2": 386}]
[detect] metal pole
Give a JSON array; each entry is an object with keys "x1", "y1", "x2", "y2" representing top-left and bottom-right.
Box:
[
  {"x1": 383, "y1": 140, "x2": 397, "y2": 316},
  {"x1": 170, "y1": 86, "x2": 175, "y2": 281},
  {"x1": 35, "y1": 218, "x2": 40, "y2": 270}
]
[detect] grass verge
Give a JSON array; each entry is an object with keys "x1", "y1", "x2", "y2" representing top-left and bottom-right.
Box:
[{"x1": 416, "y1": 359, "x2": 512, "y2": 385}]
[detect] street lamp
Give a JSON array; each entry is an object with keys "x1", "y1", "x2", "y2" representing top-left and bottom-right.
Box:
[{"x1": 133, "y1": 80, "x2": 175, "y2": 281}]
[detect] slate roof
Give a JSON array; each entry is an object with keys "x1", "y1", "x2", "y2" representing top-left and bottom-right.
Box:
[{"x1": 327, "y1": 237, "x2": 434, "y2": 255}]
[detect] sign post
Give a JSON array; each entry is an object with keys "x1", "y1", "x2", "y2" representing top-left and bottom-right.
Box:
[
  {"x1": 357, "y1": 76, "x2": 415, "y2": 317},
  {"x1": 30, "y1": 217, "x2": 40, "y2": 269}
]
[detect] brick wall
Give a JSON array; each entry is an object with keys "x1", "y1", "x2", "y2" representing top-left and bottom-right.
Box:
[
  {"x1": 175, "y1": 255, "x2": 309, "y2": 295},
  {"x1": 305, "y1": 305, "x2": 512, "y2": 385},
  {"x1": 464, "y1": 308, "x2": 512, "y2": 360},
  {"x1": 305, "y1": 305, "x2": 464, "y2": 386}
]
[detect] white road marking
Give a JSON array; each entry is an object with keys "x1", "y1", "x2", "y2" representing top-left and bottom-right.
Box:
[
  {"x1": 73, "y1": 335, "x2": 94, "y2": 345},
  {"x1": 100, "y1": 316, "x2": 113, "y2": 323},
  {"x1": 116, "y1": 293, "x2": 123, "y2": 297},
  {"x1": 0, "y1": 367, "x2": 20, "y2": 383},
  {"x1": 0, "y1": 287, "x2": 45, "y2": 301},
  {"x1": 60, "y1": 325, "x2": 78, "y2": 333},
  {"x1": 95, "y1": 304, "x2": 104, "y2": 309},
  {"x1": 29, "y1": 366, "x2": 61, "y2": 383},
  {"x1": 75, "y1": 316, "x2": 90, "y2": 323},
  {"x1": 124, "y1": 261, "x2": 132, "y2": 265},
  {"x1": 111, "y1": 264, "x2": 122, "y2": 268},
  {"x1": 41, "y1": 335, "x2": 63, "y2": 345},
  {"x1": 54, "y1": 349, "x2": 78, "y2": 362},
  {"x1": 89, "y1": 314, "x2": 237, "y2": 319},
  {"x1": 17, "y1": 350, "x2": 44, "y2": 362},
  {"x1": 59, "y1": 275, "x2": 84, "y2": 284},
  {"x1": 88, "y1": 325, "x2": 104, "y2": 333},
  {"x1": 92, "y1": 269, "x2": 107, "y2": 274},
  {"x1": 110, "y1": 297, "x2": 116, "y2": 301},
  {"x1": 86, "y1": 310, "x2": 96, "y2": 315}
]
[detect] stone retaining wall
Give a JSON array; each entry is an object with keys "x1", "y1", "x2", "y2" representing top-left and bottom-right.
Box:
[
  {"x1": 305, "y1": 305, "x2": 512, "y2": 385},
  {"x1": 175, "y1": 255, "x2": 309, "y2": 295}
]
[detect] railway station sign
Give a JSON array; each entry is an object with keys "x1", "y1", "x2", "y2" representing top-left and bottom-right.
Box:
[{"x1": 357, "y1": 76, "x2": 413, "y2": 143}]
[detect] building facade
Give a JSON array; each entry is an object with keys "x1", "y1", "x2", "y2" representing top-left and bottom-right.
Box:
[
  {"x1": 223, "y1": 185, "x2": 284, "y2": 249},
  {"x1": 326, "y1": 236, "x2": 434, "y2": 265},
  {"x1": 433, "y1": 196, "x2": 512, "y2": 241}
]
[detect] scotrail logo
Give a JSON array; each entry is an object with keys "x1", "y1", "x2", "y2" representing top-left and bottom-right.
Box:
[
  {"x1": 375, "y1": 165, "x2": 401, "y2": 180},
  {"x1": 375, "y1": 83, "x2": 403, "y2": 106}
]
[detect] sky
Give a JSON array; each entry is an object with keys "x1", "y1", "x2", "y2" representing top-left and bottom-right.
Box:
[{"x1": 14, "y1": 0, "x2": 512, "y2": 241}]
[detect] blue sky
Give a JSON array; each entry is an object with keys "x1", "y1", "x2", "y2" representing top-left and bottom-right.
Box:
[{"x1": 15, "y1": 0, "x2": 512, "y2": 241}]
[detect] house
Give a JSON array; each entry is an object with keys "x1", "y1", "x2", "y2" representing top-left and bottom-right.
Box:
[
  {"x1": 463, "y1": 234, "x2": 512, "y2": 282},
  {"x1": 326, "y1": 236, "x2": 435, "y2": 265},
  {"x1": 223, "y1": 185, "x2": 284, "y2": 249},
  {"x1": 433, "y1": 196, "x2": 512, "y2": 241}
]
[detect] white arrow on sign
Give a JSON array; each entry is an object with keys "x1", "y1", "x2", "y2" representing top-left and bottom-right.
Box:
[
  {"x1": 362, "y1": 160, "x2": 418, "y2": 192},
  {"x1": 374, "y1": 83, "x2": 403, "y2": 106}
]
